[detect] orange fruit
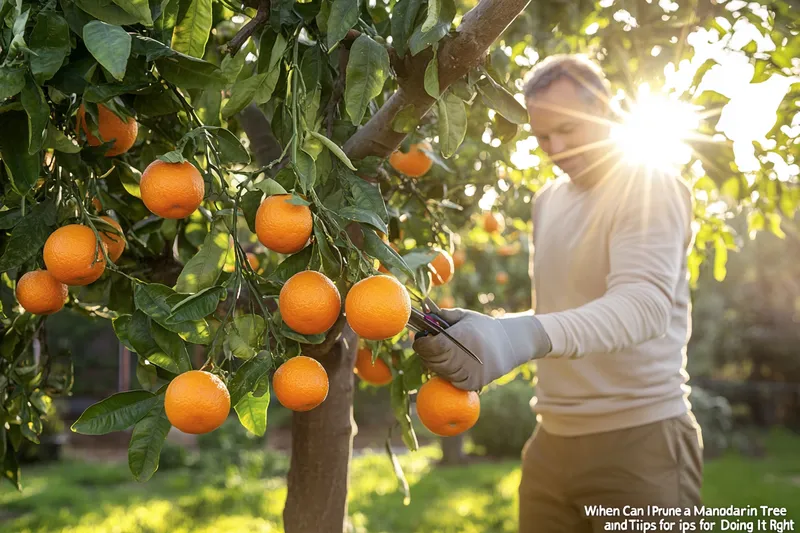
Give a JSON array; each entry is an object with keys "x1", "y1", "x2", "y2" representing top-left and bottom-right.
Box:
[
  {"x1": 140, "y1": 160, "x2": 205, "y2": 219},
  {"x1": 415, "y1": 376, "x2": 480, "y2": 437},
  {"x1": 16, "y1": 270, "x2": 68, "y2": 315},
  {"x1": 482, "y1": 212, "x2": 502, "y2": 233},
  {"x1": 428, "y1": 249, "x2": 454, "y2": 286},
  {"x1": 452, "y1": 249, "x2": 467, "y2": 269},
  {"x1": 279, "y1": 270, "x2": 341, "y2": 335},
  {"x1": 255, "y1": 194, "x2": 313, "y2": 254},
  {"x1": 76, "y1": 103, "x2": 138, "y2": 157},
  {"x1": 247, "y1": 252, "x2": 260, "y2": 272},
  {"x1": 92, "y1": 198, "x2": 103, "y2": 212},
  {"x1": 496, "y1": 271, "x2": 509, "y2": 285},
  {"x1": 389, "y1": 141, "x2": 433, "y2": 178},
  {"x1": 99, "y1": 216, "x2": 125, "y2": 262},
  {"x1": 345, "y1": 275, "x2": 411, "y2": 341},
  {"x1": 354, "y1": 347, "x2": 393, "y2": 386},
  {"x1": 438, "y1": 295, "x2": 456, "y2": 309},
  {"x1": 44, "y1": 225, "x2": 107, "y2": 286},
  {"x1": 273, "y1": 356, "x2": 329, "y2": 411},
  {"x1": 165, "y1": 370, "x2": 230, "y2": 434}
]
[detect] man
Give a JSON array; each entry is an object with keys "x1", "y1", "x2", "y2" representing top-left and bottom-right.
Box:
[{"x1": 413, "y1": 54, "x2": 704, "y2": 531}]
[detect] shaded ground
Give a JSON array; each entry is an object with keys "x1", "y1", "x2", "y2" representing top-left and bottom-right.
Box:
[{"x1": 1, "y1": 429, "x2": 798, "y2": 533}]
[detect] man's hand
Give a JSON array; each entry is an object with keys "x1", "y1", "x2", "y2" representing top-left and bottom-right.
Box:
[{"x1": 412, "y1": 308, "x2": 552, "y2": 391}]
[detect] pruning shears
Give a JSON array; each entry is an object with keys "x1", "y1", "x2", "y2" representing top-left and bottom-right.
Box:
[{"x1": 407, "y1": 296, "x2": 483, "y2": 365}]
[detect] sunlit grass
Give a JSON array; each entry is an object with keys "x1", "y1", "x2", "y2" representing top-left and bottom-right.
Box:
[{"x1": 2, "y1": 429, "x2": 799, "y2": 533}]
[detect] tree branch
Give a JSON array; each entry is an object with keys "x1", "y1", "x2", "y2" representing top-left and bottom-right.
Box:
[
  {"x1": 342, "y1": 0, "x2": 531, "y2": 160},
  {"x1": 226, "y1": 0, "x2": 271, "y2": 57}
]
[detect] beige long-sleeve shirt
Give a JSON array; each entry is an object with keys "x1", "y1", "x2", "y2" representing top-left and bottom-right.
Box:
[{"x1": 528, "y1": 163, "x2": 695, "y2": 436}]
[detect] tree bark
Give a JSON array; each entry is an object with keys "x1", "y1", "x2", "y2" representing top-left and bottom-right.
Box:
[
  {"x1": 342, "y1": 0, "x2": 532, "y2": 160},
  {"x1": 440, "y1": 434, "x2": 467, "y2": 465},
  {"x1": 283, "y1": 325, "x2": 359, "y2": 533}
]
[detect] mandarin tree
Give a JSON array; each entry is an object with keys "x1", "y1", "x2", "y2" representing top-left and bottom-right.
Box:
[{"x1": 1, "y1": 0, "x2": 798, "y2": 532}]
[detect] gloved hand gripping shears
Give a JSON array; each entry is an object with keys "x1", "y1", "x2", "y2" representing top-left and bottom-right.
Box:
[{"x1": 407, "y1": 297, "x2": 483, "y2": 365}]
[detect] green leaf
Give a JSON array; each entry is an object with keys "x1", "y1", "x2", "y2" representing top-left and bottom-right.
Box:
[
  {"x1": 171, "y1": 0, "x2": 212, "y2": 58},
  {"x1": 424, "y1": 52, "x2": 440, "y2": 98},
  {"x1": 175, "y1": 226, "x2": 228, "y2": 293},
  {"x1": 113, "y1": 0, "x2": 153, "y2": 25},
  {"x1": 338, "y1": 206, "x2": 388, "y2": 235},
  {"x1": 2, "y1": 447, "x2": 20, "y2": 491},
  {"x1": 168, "y1": 319, "x2": 211, "y2": 345},
  {"x1": 235, "y1": 389, "x2": 269, "y2": 436},
  {"x1": 270, "y1": 246, "x2": 314, "y2": 281},
  {"x1": 134, "y1": 283, "x2": 175, "y2": 320},
  {"x1": 83, "y1": 21, "x2": 132, "y2": 82},
  {"x1": 128, "y1": 396, "x2": 171, "y2": 482},
  {"x1": 75, "y1": 0, "x2": 140, "y2": 25},
  {"x1": 242, "y1": 191, "x2": 263, "y2": 233},
  {"x1": 155, "y1": 55, "x2": 226, "y2": 90},
  {"x1": 113, "y1": 314, "x2": 136, "y2": 351},
  {"x1": 327, "y1": 0, "x2": 361, "y2": 49},
  {"x1": 0, "y1": 201, "x2": 55, "y2": 272},
  {"x1": 255, "y1": 177, "x2": 288, "y2": 195},
  {"x1": 421, "y1": 0, "x2": 440, "y2": 32},
  {"x1": 408, "y1": 0, "x2": 455, "y2": 56},
  {"x1": 225, "y1": 315, "x2": 267, "y2": 360},
  {"x1": 21, "y1": 76, "x2": 49, "y2": 154},
  {"x1": 117, "y1": 161, "x2": 142, "y2": 197},
  {"x1": 151, "y1": 323, "x2": 193, "y2": 373},
  {"x1": 391, "y1": 104, "x2": 420, "y2": 133},
  {"x1": 346, "y1": 173, "x2": 388, "y2": 221},
  {"x1": 127, "y1": 311, "x2": 175, "y2": 372},
  {"x1": 295, "y1": 149, "x2": 317, "y2": 193},
  {"x1": 131, "y1": 35, "x2": 176, "y2": 61},
  {"x1": 437, "y1": 91, "x2": 467, "y2": 158},
  {"x1": 0, "y1": 67, "x2": 25, "y2": 100},
  {"x1": 169, "y1": 286, "x2": 226, "y2": 323},
  {"x1": 0, "y1": 209, "x2": 22, "y2": 230},
  {"x1": 229, "y1": 351, "x2": 273, "y2": 405},
  {"x1": 390, "y1": 378, "x2": 418, "y2": 451},
  {"x1": 314, "y1": 219, "x2": 342, "y2": 280},
  {"x1": 154, "y1": 0, "x2": 180, "y2": 43},
  {"x1": 28, "y1": 12, "x2": 71, "y2": 84},
  {"x1": 71, "y1": 391, "x2": 158, "y2": 435},
  {"x1": 386, "y1": 432, "x2": 411, "y2": 505},
  {"x1": 157, "y1": 150, "x2": 186, "y2": 163},
  {"x1": 221, "y1": 71, "x2": 281, "y2": 118},
  {"x1": 345, "y1": 35, "x2": 390, "y2": 126},
  {"x1": 713, "y1": 235, "x2": 727, "y2": 282},
  {"x1": 281, "y1": 327, "x2": 326, "y2": 344},
  {"x1": 390, "y1": 0, "x2": 422, "y2": 58},
  {"x1": 308, "y1": 131, "x2": 357, "y2": 170},
  {"x1": 45, "y1": 124, "x2": 81, "y2": 153},
  {"x1": 363, "y1": 229, "x2": 416, "y2": 281},
  {"x1": 476, "y1": 76, "x2": 528, "y2": 124},
  {"x1": 210, "y1": 128, "x2": 250, "y2": 165}
]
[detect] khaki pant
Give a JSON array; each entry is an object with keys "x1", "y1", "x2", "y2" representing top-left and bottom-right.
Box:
[{"x1": 519, "y1": 413, "x2": 704, "y2": 532}]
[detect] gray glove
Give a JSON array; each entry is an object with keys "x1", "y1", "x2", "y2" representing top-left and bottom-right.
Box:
[{"x1": 412, "y1": 308, "x2": 552, "y2": 391}]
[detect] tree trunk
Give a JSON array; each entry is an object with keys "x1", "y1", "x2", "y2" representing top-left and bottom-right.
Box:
[
  {"x1": 283, "y1": 325, "x2": 359, "y2": 533},
  {"x1": 440, "y1": 434, "x2": 467, "y2": 465}
]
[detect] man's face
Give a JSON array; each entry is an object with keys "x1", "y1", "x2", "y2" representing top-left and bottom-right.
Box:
[{"x1": 526, "y1": 77, "x2": 612, "y2": 184}]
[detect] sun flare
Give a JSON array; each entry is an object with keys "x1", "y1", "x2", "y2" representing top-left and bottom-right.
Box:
[{"x1": 611, "y1": 85, "x2": 702, "y2": 169}]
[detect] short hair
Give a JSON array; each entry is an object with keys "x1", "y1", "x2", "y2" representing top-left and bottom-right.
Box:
[{"x1": 523, "y1": 54, "x2": 612, "y2": 107}]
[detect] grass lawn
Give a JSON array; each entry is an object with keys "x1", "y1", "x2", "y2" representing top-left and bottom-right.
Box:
[{"x1": 1, "y1": 428, "x2": 798, "y2": 533}]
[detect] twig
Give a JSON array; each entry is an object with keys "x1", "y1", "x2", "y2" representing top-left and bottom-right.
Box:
[{"x1": 226, "y1": 0, "x2": 271, "y2": 57}]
